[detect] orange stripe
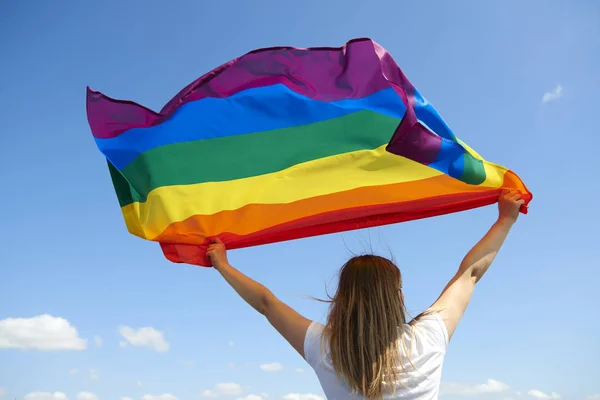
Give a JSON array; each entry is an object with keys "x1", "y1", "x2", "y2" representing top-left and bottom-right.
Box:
[
  {"x1": 503, "y1": 170, "x2": 530, "y2": 193},
  {"x1": 153, "y1": 173, "x2": 503, "y2": 244}
]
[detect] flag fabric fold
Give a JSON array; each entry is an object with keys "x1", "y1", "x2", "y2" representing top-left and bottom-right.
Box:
[{"x1": 86, "y1": 38, "x2": 532, "y2": 266}]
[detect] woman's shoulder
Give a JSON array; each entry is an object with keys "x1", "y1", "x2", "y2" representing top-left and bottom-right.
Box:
[
  {"x1": 303, "y1": 321, "x2": 328, "y2": 366},
  {"x1": 405, "y1": 311, "x2": 449, "y2": 353},
  {"x1": 304, "y1": 321, "x2": 327, "y2": 348}
]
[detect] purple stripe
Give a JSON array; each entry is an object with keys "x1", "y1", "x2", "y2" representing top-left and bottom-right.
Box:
[
  {"x1": 87, "y1": 38, "x2": 416, "y2": 139},
  {"x1": 86, "y1": 88, "x2": 161, "y2": 141},
  {"x1": 386, "y1": 118, "x2": 442, "y2": 165}
]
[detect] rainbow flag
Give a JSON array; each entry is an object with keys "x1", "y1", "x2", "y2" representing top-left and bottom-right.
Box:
[{"x1": 86, "y1": 38, "x2": 532, "y2": 266}]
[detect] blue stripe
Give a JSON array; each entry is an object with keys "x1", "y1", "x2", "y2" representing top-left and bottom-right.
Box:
[
  {"x1": 96, "y1": 84, "x2": 407, "y2": 170},
  {"x1": 428, "y1": 135, "x2": 466, "y2": 179},
  {"x1": 412, "y1": 88, "x2": 457, "y2": 142}
]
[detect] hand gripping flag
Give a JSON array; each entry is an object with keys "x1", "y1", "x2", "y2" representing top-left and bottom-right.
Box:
[{"x1": 86, "y1": 38, "x2": 532, "y2": 266}]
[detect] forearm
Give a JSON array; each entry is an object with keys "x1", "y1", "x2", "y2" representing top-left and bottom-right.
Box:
[
  {"x1": 458, "y1": 217, "x2": 515, "y2": 283},
  {"x1": 215, "y1": 263, "x2": 271, "y2": 314}
]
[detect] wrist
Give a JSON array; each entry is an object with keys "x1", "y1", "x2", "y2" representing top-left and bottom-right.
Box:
[
  {"x1": 496, "y1": 216, "x2": 516, "y2": 228},
  {"x1": 214, "y1": 262, "x2": 232, "y2": 273}
]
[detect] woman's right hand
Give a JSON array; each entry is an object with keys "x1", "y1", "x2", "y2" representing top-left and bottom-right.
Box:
[
  {"x1": 206, "y1": 238, "x2": 230, "y2": 270},
  {"x1": 498, "y1": 190, "x2": 525, "y2": 224}
]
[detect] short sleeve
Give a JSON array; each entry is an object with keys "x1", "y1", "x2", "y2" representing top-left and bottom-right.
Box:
[
  {"x1": 303, "y1": 321, "x2": 326, "y2": 367},
  {"x1": 412, "y1": 312, "x2": 449, "y2": 354}
]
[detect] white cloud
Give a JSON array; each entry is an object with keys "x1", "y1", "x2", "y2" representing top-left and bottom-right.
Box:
[
  {"x1": 527, "y1": 390, "x2": 560, "y2": 399},
  {"x1": 236, "y1": 396, "x2": 264, "y2": 400},
  {"x1": 440, "y1": 379, "x2": 510, "y2": 396},
  {"x1": 282, "y1": 395, "x2": 324, "y2": 400},
  {"x1": 201, "y1": 383, "x2": 243, "y2": 397},
  {"x1": 69, "y1": 368, "x2": 79, "y2": 375},
  {"x1": 0, "y1": 387, "x2": 5, "y2": 399},
  {"x1": 24, "y1": 393, "x2": 68, "y2": 400},
  {"x1": 118, "y1": 325, "x2": 169, "y2": 352},
  {"x1": 542, "y1": 84, "x2": 563, "y2": 103},
  {"x1": 93, "y1": 336, "x2": 103, "y2": 347},
  {"x1": 295, "y1": 368, "x2": 304, "y2": 373},
  {"x1": 260, "y1": 394, "x2": 268, "y2": 399},
  {"x1": 89, "y1": 369, "x2": 100, "y2": 380},
  {"x1": 0, "y1": 315, "x2": 87, "y2": 351},
  {"x1": 586, "y1": 395, "x2": 600, "y2": 400},
  {"x1": 141, "y1": 395, "x2": 177, "y2": 400},
  {"x1": 76, "y1": 393, "x2": 99, "y2": 400},
  {"x1": 259, "y1": 362, "x2": 283, "y2": 372}
]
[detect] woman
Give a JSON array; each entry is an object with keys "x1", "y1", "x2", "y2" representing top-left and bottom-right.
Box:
[{"x1": 207, "y1": 190, "x2": 525, "y2": 399}]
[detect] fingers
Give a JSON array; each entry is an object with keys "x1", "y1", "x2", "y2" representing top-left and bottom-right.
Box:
[
  {"x1": 206, "y1": 247, "x2": 221, "y2": 260},
  {"x1": 501, "y1": 189, "x2": 515, "y2": 198},
  {"x1": 206, "y1": 238, "x2": 226, "y2": 260},
  {"x1": 502, "y1": 190, "x2": 523, "y2": 201},
  {"x1": 206, "y1": 245, "x2": 221, "y2": 253},
  {"x1": 206, "y1": 238, "x2": 225, "y2": 250},
  {"x1": 509, "y1": 192, "x2": 522, "y2": 201}
]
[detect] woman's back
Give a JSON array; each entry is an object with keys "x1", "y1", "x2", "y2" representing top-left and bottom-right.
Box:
[
  {"x1": 303, "y1": 313, "x2": 448, "y2": 399},
  {"x1": 207, "y1": 191, "x2": 525, "y2": 400}
]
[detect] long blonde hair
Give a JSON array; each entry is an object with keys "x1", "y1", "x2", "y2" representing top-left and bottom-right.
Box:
[{"x1": 322, "y1": 255, "x2": 410, "y2": 398}]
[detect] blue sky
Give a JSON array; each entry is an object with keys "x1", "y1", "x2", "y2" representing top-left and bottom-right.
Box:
[{"x1": 1, "y1": 1, "x2": 599, "y2": 400}]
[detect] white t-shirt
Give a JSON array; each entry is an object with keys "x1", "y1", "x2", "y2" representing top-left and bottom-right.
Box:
[{"x1": 303, "y1": 313, "x2": 449, "y2": 399}]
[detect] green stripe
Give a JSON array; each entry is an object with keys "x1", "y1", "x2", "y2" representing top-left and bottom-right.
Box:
[
  {"x1": 109, "y1": 161, "x2": 142, "y2": 207},
  {"x1": 459, "y1": 152, "x2": 486, "y2": 185},
  {"x1": 114, "y1": 110, "x2": 402, "y2": 206}
]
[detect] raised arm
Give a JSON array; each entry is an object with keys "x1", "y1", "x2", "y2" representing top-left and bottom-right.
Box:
[
  {"x1": 207, "y1": 240, "x2": 312, "y2": 358},
  {"x1": 428, "y1": 190, "x2": 525, "y2": 339}
]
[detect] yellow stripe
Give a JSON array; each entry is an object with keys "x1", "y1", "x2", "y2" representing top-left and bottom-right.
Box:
[
  {"x1": 480, "y1": 161, "x2": 506, "y2": 188},
  {"x1": 457, "y1": 138, "x2": 484, "y2": 160},
  {"x1": 122, "y1": 204, "x2": 145, "y2": 239},
  {"x1": 120, "y1": 144, "x2": 508, "y2": 240}
]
